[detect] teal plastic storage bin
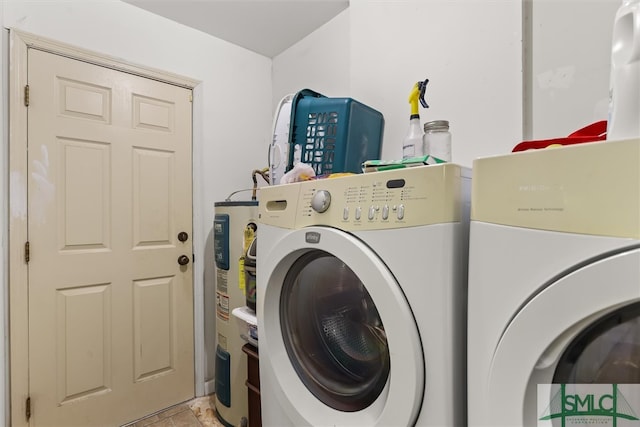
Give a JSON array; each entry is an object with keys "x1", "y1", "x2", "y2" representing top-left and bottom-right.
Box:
[
  {"x1": 289, "y1": 89, "x2": 384, "y2": 176},
  {"x1": 215, "y1": 345, "x2": 231, "y2": 408}
]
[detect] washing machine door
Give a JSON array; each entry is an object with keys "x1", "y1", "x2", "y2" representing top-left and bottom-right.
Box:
[
  {"x1": 483, "y1": 247, "x2": 640, "y2": 426},
  {"x1": 259, "y1": 226, "x2": 424, "y2": 426}
]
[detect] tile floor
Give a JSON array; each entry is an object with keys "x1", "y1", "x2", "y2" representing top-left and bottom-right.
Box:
[{"x1": 123, "y1": 394, "x2": 226, "y2": 427}]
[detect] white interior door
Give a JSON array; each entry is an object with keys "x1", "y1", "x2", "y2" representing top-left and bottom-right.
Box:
[{"x1": 26, "y1": 48, "x2": 194, "y2": 426}]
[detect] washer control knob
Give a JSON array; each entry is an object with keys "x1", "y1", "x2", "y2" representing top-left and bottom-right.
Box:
[
  {"x1": 311, "y1": 190, "x2": 331, "y2": 213},
  {"x1": 397, "y1": 204, "x2": 405, "y2": 220},
  {"x1": 368, "y1": 206, "x2": 376, "y2": 220}
]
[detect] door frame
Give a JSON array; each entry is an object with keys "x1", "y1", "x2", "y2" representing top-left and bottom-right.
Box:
[{"x1": 7, "y1": 29, "x2": 205, "y2": 427}]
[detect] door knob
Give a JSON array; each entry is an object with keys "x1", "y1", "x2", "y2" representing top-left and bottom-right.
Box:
[
  {"x1": 178, "y1": 231, "x2": 189, "y2": 242},
  {"x1": 178, "y1": 255, "x2": 190, "y2": 266}
]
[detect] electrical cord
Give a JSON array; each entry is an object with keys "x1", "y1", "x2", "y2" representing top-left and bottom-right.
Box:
[{"x1": 251, "y1": 168, "x2": 270, "y2": 200}]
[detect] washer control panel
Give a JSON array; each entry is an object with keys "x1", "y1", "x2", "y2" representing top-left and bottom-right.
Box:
[
  {"x1": 300, "y1": 175, "x2": 419, "y2": 226},
  {"x1": 259, "y1": 164, "x2": 470, "y2": 230}
]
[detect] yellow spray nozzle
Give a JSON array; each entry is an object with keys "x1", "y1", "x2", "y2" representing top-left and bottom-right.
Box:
[
  {"x1": 408, "y1": 82, "x2": 421, "y2": 116},
  {"x1": 409, "y1": 79, "x2": 429, "y2": 117},
  {"x1": 408, "y1": 79, "x2": 429, "y2": 117}
]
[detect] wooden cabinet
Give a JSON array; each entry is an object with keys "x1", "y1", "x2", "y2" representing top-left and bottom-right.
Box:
[{"x1": 242, "y1": 344, "x2": 261, "y2": 427}]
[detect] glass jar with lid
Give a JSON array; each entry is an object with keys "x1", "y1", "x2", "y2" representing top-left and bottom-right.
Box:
[{"x1": 423, "y1": 120, "x2": 451, "y2": 162}]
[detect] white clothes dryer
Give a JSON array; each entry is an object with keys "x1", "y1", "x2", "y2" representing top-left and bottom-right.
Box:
[
  {"x1": 256, "y1": 164, "x2": 471, "y2": 427},
  {"x1": 468, "y1": 138, "x2": 640, "y2": 427}
]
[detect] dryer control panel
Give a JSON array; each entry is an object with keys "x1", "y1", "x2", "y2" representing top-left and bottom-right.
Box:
[{"x1": 259, "y1": 164, "x2": 471, "y2": 231}]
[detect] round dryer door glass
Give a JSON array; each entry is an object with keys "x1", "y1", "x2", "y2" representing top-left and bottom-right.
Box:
[
  {"x1": 280, "y1": 250, "x2": 390, "y2": 412},
  {"x1": 553, "y1": 301, "x2": 640, "y2": 384}
]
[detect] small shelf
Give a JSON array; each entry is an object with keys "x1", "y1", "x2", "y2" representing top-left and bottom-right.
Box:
[{"x1": 242, "y1": 344, "x2": 261, "y2": 427}]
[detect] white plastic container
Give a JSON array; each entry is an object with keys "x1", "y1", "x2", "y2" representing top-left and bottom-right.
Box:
[
  {"x1": 232, "y1": 306, "x2": 258, "y2": 348},
  {"x1": 402, "y1": 116, "x2": 424, "y2": 159},
  {"x1": 607, "y1": 0, "x2": 640, "y2": 141}
]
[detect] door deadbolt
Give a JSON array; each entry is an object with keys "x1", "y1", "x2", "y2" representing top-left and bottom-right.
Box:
[
  {"x1": 178, "y1": 255, "x2": 190, "y2": 266},
  {"x1": 178, "y1": 232, "x2": 189, "y2": 242}
]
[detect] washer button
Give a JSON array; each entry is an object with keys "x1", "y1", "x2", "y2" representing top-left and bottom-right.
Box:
[
  {"x1": 343, "y1": 207, "x2": 349, "y2": 220},
  {"x1": 382, "y1": 205, "x2": 389, "y2": 220},
  {"x1": 368, "y1": 206, "x2": 376, "y2": 220},
  {"x1": 355, "y1": 207, "x2": 362, "y2": 220},
  {"x1": 397, "y1": 204, "x2": 405, "y2": 220}
]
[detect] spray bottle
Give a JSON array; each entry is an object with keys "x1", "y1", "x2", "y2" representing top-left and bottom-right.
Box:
[
  {"x1": 402, "y1": 79, "x2": 429, "y2": 159},
  {"x1": 607, "y1": 0, "x2": 640, "y2": 140}
]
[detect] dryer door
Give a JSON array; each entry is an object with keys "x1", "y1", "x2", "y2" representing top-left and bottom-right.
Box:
[
  {"x1": 483, "y1": 247, "x2": 640, "y2": 426},
  {"x1": 259, "y1": 226, "x2": 424, "y2": 426}
]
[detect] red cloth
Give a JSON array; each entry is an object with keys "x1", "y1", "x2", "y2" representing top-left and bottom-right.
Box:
[{"x1": 512, "y1": 121, "x2": 607, "y2": 152}]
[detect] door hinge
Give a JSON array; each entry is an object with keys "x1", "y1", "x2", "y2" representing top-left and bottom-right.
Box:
[
  {"x1": 24, "y1": 85, "x2": 30, "y2": 107},
  {"x1": 25, "y1": 241, "x2": 30, "y2": 263},
  {"x1": 25, "y1": 396, "x2": 31, "y2": 420},
  {"x1": 189, "y1": 93, "x2": 193, "y2": 103}
]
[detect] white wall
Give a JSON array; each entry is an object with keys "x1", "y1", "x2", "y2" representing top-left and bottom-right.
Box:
[
  {"x1": 274, "y1": 0, "x2": 620, "y2": 166},
  {"x1": 273, "y1": 0, "x2": 523, "y2": 168},
  {"x1": 527, "y1": 0, "x2": 620, "y2": 140},
  {"x1": 1, "y1": 0, "x2": 273, "y2": 401},
  {"x1": 272, "y1": 9, "x2": 351, "y2": 109}
]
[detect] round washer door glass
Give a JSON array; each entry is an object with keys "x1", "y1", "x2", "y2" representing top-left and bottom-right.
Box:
[
  {"x1": 280, "y1": 250, "x2": 390, "y2": 412},
  {"x1": 553, "y1": 301, "x2": 640, "y2": 384}
]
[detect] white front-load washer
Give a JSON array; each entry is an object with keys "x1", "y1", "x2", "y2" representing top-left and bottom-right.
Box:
[
  {"x1": 468, "y1": 138, "x2": 640, "y2": 427},
  {"x1": 256, "y1": 164, "x2": 471, "y2": 426}
]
